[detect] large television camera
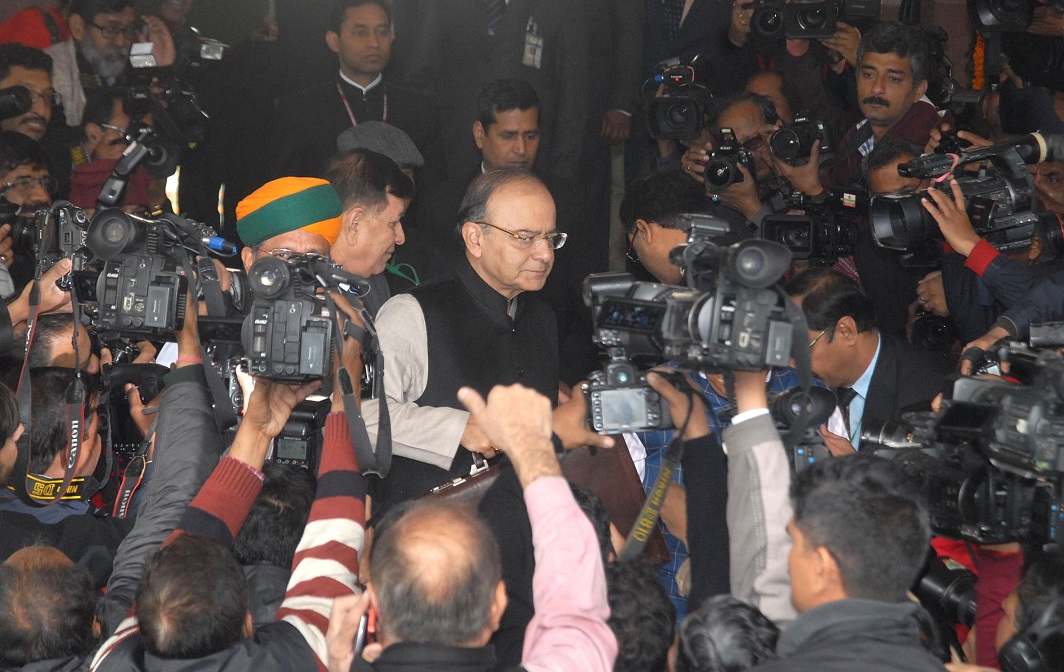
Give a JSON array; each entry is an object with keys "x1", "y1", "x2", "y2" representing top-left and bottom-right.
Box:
[
  {"x1": 73, "y1": 208, "x2": 236, "y2": 340},
  {"x1": 870, "y1": 133, "x2": 1064, "y2": 253},
  {"x1": 862, "y1": 348, "x2": 1064, "y2": 546},
  {"x1": 760, "y1": 189, "x2": 867, "y2": 264},
  {"x1": 753, "y1": 0, "x2": 880, "y2": 40},
  {"x1": 241, "y1": 252, "x2": 369, "y2": 389},
  {"x1": 646, "y1": 60, "x2": 714, "y2": 141},
  {"x1": 583, "y1": 218, "x2": 798, "y2": 432}
]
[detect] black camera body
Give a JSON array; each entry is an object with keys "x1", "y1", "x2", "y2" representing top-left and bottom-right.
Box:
[
  {"x1": 761, "y1": 212, "x2": 856, "y2": 264},
  {"x1": 241, "y1": 253, "x2": 369, "y2": 387},
  {"x1": 705, "y1": 128, "x2": 756, "y2": 191},
  {"x1": 584, "y1": 361, "x2": 672, "y2": 433},
  {"x1": 753, "y1": 0, "x2": 880, "y2": 40},
  {"x1": 82, "y1": 208, "x2": 229, "y2": 340},
  {"x1": 770, "y1": 386, "x2": 837, "y2": 473},
  {"x1": 12, "y1": 203, "x2": 89, "y2": 281},
  {"x1": 871, "y1": 140, "x2": 1041, "y2": 253},
  {"x1": 585, "y1": 223, "x2": 795, "y2": 372},
  {"x1": 770, "y1": 115, "x2": 828, "y2": 165},
  {"x1": 864, "y1": 358, "x2": 1064, "y2": 546},
  {"x1": 647, "y1": 62, "x2": 714, "y2": 141}
]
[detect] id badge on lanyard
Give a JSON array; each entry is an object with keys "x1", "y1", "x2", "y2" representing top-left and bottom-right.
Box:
[{"x1": 522, "y1": 17, "x2": 543, "y2": 69}]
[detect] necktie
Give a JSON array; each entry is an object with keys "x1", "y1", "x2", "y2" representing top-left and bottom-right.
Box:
[
  {"x1": 836, "y1": 387, "x2": 858, "y2": 438},
  {"x1": 483, "y1": 0, "x2": 506, "y2": 35}
]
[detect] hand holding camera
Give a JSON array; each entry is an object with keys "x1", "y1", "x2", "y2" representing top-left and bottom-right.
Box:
[
  {"x1": 921, "y1": 178, "x2": 982, "y2": 257},
  {"x1": 645, "y1": 371, "x2": 710, "y2": 441},
  {"x1": 819, "y1": 21, "x2": 861, "y2": 67}
]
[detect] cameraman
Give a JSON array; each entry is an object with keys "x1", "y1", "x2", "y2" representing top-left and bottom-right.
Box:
[
  {"x1": 722, "y1": 369, "x2": 945, "y2": 671},
  {"x1": 1, "y1": 130, "x2": 54, "y2": 288},
  {"x1": 91, "y1": 292, "x2": 369, "y2": 669}
]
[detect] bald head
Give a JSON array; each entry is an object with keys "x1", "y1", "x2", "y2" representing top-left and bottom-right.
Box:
[{"x1": 369, "y1": 501, "x2": 504, "y2": 647}]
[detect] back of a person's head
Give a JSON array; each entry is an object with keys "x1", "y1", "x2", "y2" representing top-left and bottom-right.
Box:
[
  {"x1": 0, "y1": 547, "x2": 97, "y2": 666},
  {"x1": 0, "y1": 43, "x2": 52, "y2": 80},
  {"x1": 325, "y1": 148, "x2": 414, "y2": 209},
  {"x1": 17, "y1": 367, "x2": 97, "y2": 474},
  {"x1": 1010, "y1": 552, "x2": 1064, "y2": 670},
  {"x1": 862, "y1": 135, "x2": 923, "y2": 179},
  {"x1": 234, "y1": 464, "x2": 315, "y2": 569},
  {"x1": 476, "y1": 78, "x2": 540, "y2": 127},
  {"x1": 791, "y1": 453, "x2": 931, "y2": 602},
  {"x1": 785, "y1": 268, "x2": 877, "y2": 333},
  {"x1": 0, "y1": 381, "x2": 17, "y2": 449},
  {"x1": 369, "y1": 500, "x2": 502, "y2": 646},
  {"x1": 619, "y1": 170, "x2": 708, "y2": 234},
  {"x1": 606, "y1": 560, "x2": 676, "y2": 672},
  {"x1": 26, "y1": 314, "x2": 75, "y2": 371},
  {"x1": 677, "y1": 595, "x2": 779, "y2": 672},
  {"x1": 0, "y1": 129, "x2": 49, "y2": 176},
  {"x1": 136, "y1": 535, "x2": 250, "y2": 659},
  {"x1": 858, "y1": 22, "x2": 929, "y2": 83},
  {"x1": 570, "y1": 485, "x2": 613, "y2": 565}
]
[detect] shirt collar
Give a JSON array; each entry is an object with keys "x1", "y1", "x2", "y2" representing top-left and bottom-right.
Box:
[
  {"x1": 456, "y1": 256, "x2": 520, "y2": 326},
  {"x1": 851, "y1": 332, "x2": 881, "y2": 399},
  {"x1": 339, "y1": 70, "x2": 383, "y2": 94}
]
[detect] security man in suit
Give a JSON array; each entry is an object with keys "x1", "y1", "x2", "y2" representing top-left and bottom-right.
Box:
[
  {"x1": 271, "y1": 0, "x2": 439, "y2": 179},
  {"x1": 786, "y1": 268, "x2": 950, "y2": 455}
]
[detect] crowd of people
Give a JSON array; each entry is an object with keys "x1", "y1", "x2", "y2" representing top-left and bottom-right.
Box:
[{"x1": 0, "y1": 0, "x2": 1063, "y2": 670}]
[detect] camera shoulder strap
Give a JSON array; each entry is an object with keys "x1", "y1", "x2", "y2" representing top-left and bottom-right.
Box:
[
  {"x1": 328, "y1": 294, "x2": 392, "y2": 478},
  {"x1": 181, "y1": 254, "x2": 237, "y2": 432}
]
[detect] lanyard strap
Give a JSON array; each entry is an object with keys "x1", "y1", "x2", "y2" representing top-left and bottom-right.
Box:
[{"x1": 336, "y1": 80, "x2": 388, "y2": 128}]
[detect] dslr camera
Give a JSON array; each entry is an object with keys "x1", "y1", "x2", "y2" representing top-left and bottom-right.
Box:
[
  {"x1": 870, "y1": 134, "x2": 1057, "y2": 253},
  {"x1": 769, "y1": 114, "x2": 828, "y2": 165},
  {"x1": 705, "y1": 128, "x2": 756, "y2": 192},
  {"x1": 753, "y1": 0, "x2": 881, "y2": 40},
  {"x1": 584, "y1": 361, "x2": 674, "y2": 434},
  {"x1": 75, "y1": 208, "x2": 235, "y2": 340},
  {"x1": 241, "y1": 252, "x2": 369, "y2": 388},
  {"x1": 11, "y1": 202, "x2": 89, "y2": 278},
  {"x1": 646, "y1": 60, "x2": 714, "y2": 141}
]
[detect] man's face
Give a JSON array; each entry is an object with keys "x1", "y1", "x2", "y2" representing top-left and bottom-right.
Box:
[
  {"x1": 1, "y1": 163, "x2": 52, "y2": 210},
  {"x1": 0, "y1": 66, "x2": 53, "y2": 140},
  {"x1": 805, "y1": 323, "x2": 852, "y2": 388},
  {"x1": 327, "y1": 4, "x2": 393, "y2": 78},
  {"x1": 474, "y1": 108, "x2": 541, "y2": 171},
  {"x1": 868, "y1": 155, "x2": 923, "y2": 194},
  {"x1": 0, "y1": 423, "x2": 24, "y2": 487},
  {"x1": 240, "y1": 230, "x2": 332, "y2": 272},
  {"x1": 332, "y1": 193, "x2": 408, "y2": 277},
  {"x1": 467, "y1": 181, "x2": 556, "y2": 298},
  {"x1": 88, "y1": 98, "x2": 131, "y2": 161},
  {"x1": 715, "y1": 100, "x2": 778, "y2": 180},
  {"x1": 631, "y1": 221, "x2": 687, "y2": 285},
  {"x1": 73, "y1": 7, "x2": 137, "y2": 82},
  {"x1": 787, "y1": 519, "x2": 820, "y2": 613},
  {"x1": 858, "y1": 52, "x2": 927, "y2": 130}
]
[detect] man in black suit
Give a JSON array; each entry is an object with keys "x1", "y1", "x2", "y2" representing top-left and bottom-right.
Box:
[
  {"x1": 404, "y1": 0, "x2": 588, "y2": 183},
  {"x1": 786, "y1": 268, "x2": 950, "y2": 456},
  {"x1": 270, "y1": 0, "x2": 438, "y2": 179}
]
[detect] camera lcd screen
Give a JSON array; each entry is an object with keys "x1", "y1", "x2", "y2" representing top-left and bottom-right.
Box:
[
  {"x1": 599, "y1": 300, "x2": 666, "y2": 334},
  {"x1": 275, "y1": 438, "x2": 307, "y2": 462},
  {"x1": 598, "y1": 389, "x2": 650, "y2": 430}
]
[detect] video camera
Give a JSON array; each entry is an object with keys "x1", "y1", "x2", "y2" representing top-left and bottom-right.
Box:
[
  {"x1": 924, "y1": 27, "x2": 985, "y2": 115},
  {"x1": 752, "y1": 0, "x2": 881, "y2": 40},
  {"x1": 241, "y1": 251, "x2": 369, "y2": 389},
  {"x1": 646, "y1": 60, "x2": 714, "y2": 141},
  {"x1": 583, "y1": 218, "x2": 798, "y2": 432},
  {"x1": 760, "y1": 189, "x2": 867, "y2": 264},
  {"x1": 705, "y1": 128, "x2": 756, "y2": 191},
  {"x1": 870, "y1": 133, "x2": 1064, "y2": 253},
  {"x1": 772, "y1": 385, "x2": 837, "y2": 472},
  {"x1": 973, "y1": 0, "x2": 1064, "y2": 31},
  {"x1": 71, "y1": 208, "x2": 236, "y2": 340},
  {"x1": 862, "y1": 348, "x2": 1064, "y2": 546}
]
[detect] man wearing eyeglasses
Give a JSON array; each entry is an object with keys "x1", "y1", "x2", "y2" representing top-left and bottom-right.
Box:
[
  {"x1": 0, "y1": 45, "x2": 57, "y2": 143},
  {"x1": 0, "y1": 131, "x2": 57, "y2": 290},
  {"x1": 364, "y1": 168, "x2": 610, "y2": 511}
]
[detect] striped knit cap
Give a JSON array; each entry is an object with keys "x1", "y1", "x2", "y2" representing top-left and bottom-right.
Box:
[{"x1": 236, "y1": 177, "x2": 343, "y2": 247}]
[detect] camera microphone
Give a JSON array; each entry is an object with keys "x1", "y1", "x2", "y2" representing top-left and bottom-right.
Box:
[{"x1": 0, "y1": 86, "x2": 30, "y2": 120}]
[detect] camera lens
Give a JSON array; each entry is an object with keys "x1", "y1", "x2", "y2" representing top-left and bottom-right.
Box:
[
  {"x1": 667, "y1": 102, "x2": 691, "y2": 126},
  {"x1": 753, "y1": 6, "x2": 783, "y2": 36},
  {"x1": 870, "y1": 194, "x2": 937, "y2": 251},
  {"x1": 86, "y1": 208, "x2": 142, "y2": 261},
  {"x1": 797, "y1": 6, "x2": 828, "y2": 29},
  {"x1": 705, "y1": 157, "x2": 738, "y2": 189},
  {"x1": 248, "y1": 255, "x2": 291, "y2": 300},
  {"x1": 770, "y1": 128, "x2": 805, "y2": 162}
]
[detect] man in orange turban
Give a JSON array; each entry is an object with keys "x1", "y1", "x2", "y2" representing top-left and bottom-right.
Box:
[{"x1": 236, "y1": 176, "x2": 343, "y2": 273}]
